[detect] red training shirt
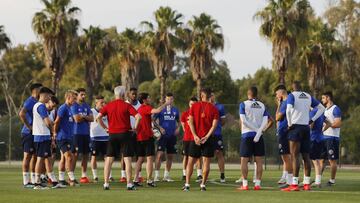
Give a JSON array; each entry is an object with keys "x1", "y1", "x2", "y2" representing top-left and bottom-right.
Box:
[
  {"x1": 100, "y1": 99, "x2": 137, "y2": 134},
  {"x1": 136, "y1": 104, "x2": 153, "y2": 141},
  {"x1": 180, "y1": 109, "x2": 194, "y2": 141},
  {"x1": 189, "y1": 101, "x2": 219, "y2": 138}
]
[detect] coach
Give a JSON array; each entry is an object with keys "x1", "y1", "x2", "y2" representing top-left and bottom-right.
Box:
[{"x1": 96, "y1": 86, "x2": 141, "y2": 191}]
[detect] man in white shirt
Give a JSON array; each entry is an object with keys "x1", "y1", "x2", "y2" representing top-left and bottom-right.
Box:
[
  {"x1": 90, "y1": 95, "x2": 112, "y2": 182},
  {"x1": 321, "y1": 91, "x2": 342, "y2": 186},
  {"x1": 238, "y1": 86, "x2": 269, "y2": 191},
  {"x1": 282, "y1": 81, "x2": 325, "y2": 192}
]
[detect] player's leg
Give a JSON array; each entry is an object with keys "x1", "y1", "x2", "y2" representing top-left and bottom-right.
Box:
[
  {"x1": 239, "y1": 157, "x2": 249, "y2": 190},
  {"x1": 22, "y1": 152, "x2": 32, "y2": 186},
  {"x1": 201, "y1": 156, "x2": 211, "y2": 190},
  {"x1": 216, "y1": 150, "x2": 225, "y2": 182},
  {"x1": 90, "y1": 140, "x2": 98, "y2": 182},
  {"x1": 58, "y1": 152, "x2": 66, "y2": 185},
  {"x1": 196, "y1": 158, "x2": 203, "y2": 182},
  {"x1": 300, "y1": 126, "x2": 312, "y2": 190},
  {"x1": 184, "y1": 156, "x2": 197, "y2": 191},
  {"x1": 154, "y1": 150, "x2": 164, "y2": 182},
  {"x1": 182, "y1": 141, "x2": 190, "y2": 180},
  {"x1": 71, "y1": 135, "x2": 79, "y2": 174},
  {"x1": 103, "y1": 156, "x2": 114, "y2": 189},
  {"x1": 134, "y1": 156, "x2": 144, "y2": 184},
  {"x1": 29, "y1": 154, "x2": 37, "y2": 184},
  {"x1": 145, "y1": 139, "x2": 156, "y2": 186},
  {"x1": 80, "y1": 135, "x2": 90, "y2": 183},
  {"x1": 239, "y1": 137, "x2": 251, "y2": 190},
  {"x1": 327, "y1": 138, "x2": 339, "y2": 186},
  {"x1": 254, "y1": 156, "x2": 263, "y2": 190},
  {"x1": 120, "y1": 156, "x2": 126, "y2": 182}
]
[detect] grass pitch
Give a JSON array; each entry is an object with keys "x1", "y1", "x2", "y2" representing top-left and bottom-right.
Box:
[{"x1": 0, "y1": 164, "x2": 359, "y2": 203}]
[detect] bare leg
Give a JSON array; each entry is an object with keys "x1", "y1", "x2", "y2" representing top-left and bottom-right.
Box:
[
  {"x1": 104, "y1": 156, "x2": 114, "y2": 184},
  {"x1": 134, "y1": 156, "x2": 145, "y2": 182},
  {"x1": 241, "y1": 157, "x2": 249, "y2": 181},
  {"x1": 201, "y1": 157, "x2": 211, "y2": 186},
  {"x1": 254, "y1": 156, "x2": 263, "y2": 180},
  {"x1": 146, "y1": 156, "x2": 154, "y2": 181},
  {"x1": 165, "y1": 153, "x2": 173, "y2": 173},
  {"x1": 329, "y1": 160, "x2": 337, "y2": 180},
  {"x1": 81, "y1": 153, "x2": 88, "y2": 177},
  {"x1": 185, "y1": 157, "x2": 197, "y2": 185},
  {"x1": 124, "y1": 157, "x2": 133, "y2": 185}
]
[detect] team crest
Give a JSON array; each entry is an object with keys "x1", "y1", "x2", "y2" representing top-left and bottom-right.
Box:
[
  {"x1": 218, "y1": 140, "x2": 223, "y2": 146},
  {"x1": 279, "y1": 144, "x2": 282, "y2": 149},
  {"x1": 30, "y1": 148, "x2": 34, "y2": 152},
  {"x1": 328, "y1": 149, "x2": 334, "y2": 155}
]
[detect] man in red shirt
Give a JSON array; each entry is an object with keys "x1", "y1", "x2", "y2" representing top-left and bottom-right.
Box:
[
  {"x1": 96, "y1": 86, "x2": 141, "y2": 190},
  {"x1": 133, "y1": 93, "x2": 170, "y2": 187},
  {"x1": 180, "y1": 97, "x2": 202, "y2": 181},
  {"x1": 183, "y1": 88, "x2": 219, "y2": 192}
]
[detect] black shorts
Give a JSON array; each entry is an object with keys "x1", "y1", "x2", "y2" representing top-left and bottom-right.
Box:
[
  {"x1": 287, "y1": 124, "x2": 310, "y2": 153},
  {"x1": 136, "y1": 139, "x2": 155, "y2": 157},
  {"x1": 91, "y1": 140, "x2": 108, "y2": 156},
  {"x1": 157, "y1": 135, "x2": 177, "y2": 154},
  {"x1": 213, "y1": 135, "x2": 224, "y2": 151},
  {"x1": 57, "y1": 139, "x2": 73, "y2": 153},
  {"x1": 240, "y1": 136, "x2": 265, "y2": 157},
  {"x1": 72, "y1": 134, "x2": 91, "y2": 154},
  {"x1": 189, "y1": 136, "x2": 215, "y2": 158},
  {"x1": 35, "y1": 140, "x2": 51, "y2": 158},
  {"x1": 324, "y1": 138, "x2": 339, "y2": 160},
  {"x1": 182, "y1": 141, "x2": 191, "y2": 156},
  {"x1": 22, "y1": 134, "x2": 35, "y2": 154},
  {"x1": 310, "y1": 140, "x2": 326, "y2": 160},
  {"x1": 278, "y1": 134, "x2": 290, "y2": 155},
  {"x1": 107, "y1": 132, "x2": 134, "y2": 158}
]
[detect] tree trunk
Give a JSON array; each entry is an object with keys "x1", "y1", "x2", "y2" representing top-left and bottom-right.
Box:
[
  {"x1": 160, "y1": 76, "x2": 166, "y2": 103},
  {"x1": 51, "y1": 70, "x2": 59, "y2": 96},
  {"x1": 278, "y1": 70, "x2": 286, "y2": 85},
  {"x1": 196, "y1": 78, "x2": 202, "y2": 100}
]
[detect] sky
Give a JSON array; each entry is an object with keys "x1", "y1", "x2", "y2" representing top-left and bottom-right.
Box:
[{"x1": 0, "y1": 0, "x2": 331, "y2": 79}]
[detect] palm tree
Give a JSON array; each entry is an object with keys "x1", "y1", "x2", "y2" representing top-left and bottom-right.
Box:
[
  {"x1": 78, "y1": 26, "x2": 116, "y2": 101},
  {"x1": 255, "y1": 0, "x2": 310, "y2": 84},
  {"x1": 117, "y1": 28, "x2": 143, "y2": 91},
  {"x1": 141, "y1": 6, "x2": 184, "y2": 102},
  {"x1": 32, "y1": 0, "x2": 80, "y2": 94},
  {"x1": 185, "y1": 13, "x2": 224, "y2": 98},
  {"x1": 0, "y1": 25, "x2": 11, "y2": 53},
  {"x1": 300, "y1": 19, "x2": 342, "y2": 98}
]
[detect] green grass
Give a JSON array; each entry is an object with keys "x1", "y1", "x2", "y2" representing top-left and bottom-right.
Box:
[{"x1": 0, "y1": 165, "x2": 360, "y2": 203}]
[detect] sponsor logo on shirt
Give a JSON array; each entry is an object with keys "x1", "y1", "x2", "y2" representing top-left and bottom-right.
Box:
[
  {"x1": 299, "y1": 92, "x2": 309, "y2": 99},
  {"x1": 251, "y1": 102, "x2": 261, "y2": 109}
]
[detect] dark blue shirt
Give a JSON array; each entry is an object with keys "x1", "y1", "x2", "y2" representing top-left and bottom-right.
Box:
[
  {"x1": 214, "y1": 103, "x2": 226, "y2": 137},
  {"x1": 277, "y1": 100, "x2": 288, "y2": 136},
  {"x1": 71, "y1": 102, "x2": 91, "y2": 135},
  {"x1": 155, "y1": 106, "x2": 179, "y2": 137},
  {"x1": 310, "y1": 108, "x2": 324, "y2": 142},
  {"x1": 21, "y1": 96, "x2": 37, "y2": 135},
  {"x1": 57, "y1": 103, "x2": 74, "y2": 140}
]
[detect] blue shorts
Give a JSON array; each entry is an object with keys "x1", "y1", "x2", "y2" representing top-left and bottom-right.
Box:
[
  {"x1": 22, "y1": 134, "x2": 35, "y2": 154},
  {"x1": 57, "y1": 139, "x2": 73, "y2": 153},
  {"x1": 278, "y1": 133, "x2": 290, "y2": 155},
  {"x1": 157, "y1": 135, "x2": 177, "y2": 154},
  {"x1": 35, "y1": 140, "x2": 51, "y2": 158},
  {"x1": 287, "y1": 124, "x2": 310, "y2": 153},
  {"x1": 90, "y1": 140, "x2": 108, "y2": 156},
  {"x1": 213, "y1": 135, "x2": 224, "y2": 151},
  {"x1": 240, "y1": 136, "x2": 265, "y2": 157},
  {"x1": 310, "y1": 140, "x2": 326, "y2": 160},
  {"x1": 324, "y1": 138, "x2": 339, "y2": 160},
  {"x1": 72, "y1": 134, "x2": 90, "y2": 154}
]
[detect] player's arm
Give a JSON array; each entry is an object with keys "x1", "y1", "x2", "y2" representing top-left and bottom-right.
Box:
[
  {"x1": 96, "y1": 113, "x2": 108, "y2": 131},
  {"x1": 84, "y1": 113, "x2": 94, "y2": 122},
  {"x1": 264, "y1": 116, "x2": 274, "y2": 132},
  {"x1": 286, "y1": 94, "x2": 294, "y2": 127},
  {"x1": 253, "y1": 115, "x2": 269, "y2": 142},
  {"x1": 133, "y1": 114, "x2": 141, "y2": 130},
  {"x1": 151, "y1": 101, "x2": 169, "y2": 114},
  {"x1": 175, "y1": 112, "x2": 181, "y2": 135},
  {"x1": 204, "y1": 118, "x2": 218, "y2": 139},
  {"x1": 310, "y1": 97, "x2": 325, "y2": 124},
  {"x1": 275, "y1": 100, "x2": 284, "y2": 121},
  {"x1": 53, "y1": 116, "x2": 61, "y2": 138},
  {"x1": 188, "y1": 115, "x2": 200, "y2": 145},
  {"x1": 19, "y1": 107, "x2": 32, "y2": 130},
  {"x1": 44, "y1": 117, "x2": 53, "y2": 132}
]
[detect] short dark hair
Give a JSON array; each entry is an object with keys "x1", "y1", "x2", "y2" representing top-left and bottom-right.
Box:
[
  {"x1": 200, "y1": 88, "x2": 212, "y2": 98},
  {"x1": 95, "y1": 95, "x2": 104, "y2": 100},
  {"x1": 30, "y1": 83, "x2": 43, "y2": 91},
  {"x1": 190, "y1": 96, "x2": 198, "y2": 102},
  {"x1": 166, "y1": 92, "x2": 174, "y2": 97},
  {"x1": 39, "y1": 87, "x2": 54, "y2": 95},
  {"x1": 322, "y1": 91, "x2": 333, "y2": 100},
  {"x1": 249, "y1": 86, "x2": 258, "y2": 97},
  {"x1": 138, "y1": 93, "x2": 149, "y2": 104},
  {"x1": 130, "y1": 87, "x2": 137, "y2": 92},
  {"x1": 292, "y1": 81, "x2": 301, "y2": 91},
  {"x1": 76, "y1": 88, "x2": 86, "y2": 93},
  {"x1": 50, "y1": 96, "x2": 59, "y2": 105},
  {"x1": 274, "y1": 84, "x2": 287, "y2": 93}
]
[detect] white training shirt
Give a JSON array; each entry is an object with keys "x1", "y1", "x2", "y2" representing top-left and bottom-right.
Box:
[
  {"x1": 32, "y1": 102, "x2": 50, "y2": 136},
  {"x1": 239, "y1": 99, "x2": 269, "y2": 137},
  {"x1": 286, "y1": 91, "x2": 320, "y2": 125},
  {"x1": 323, "y1": 104, "x2": 341, "y2": 138},
  {"x1": 90, "y1": 108, "x2": 109, "y2": 141},
  {"x1": 126, "y1": 100, "x2": 141, "y2": 129}
]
